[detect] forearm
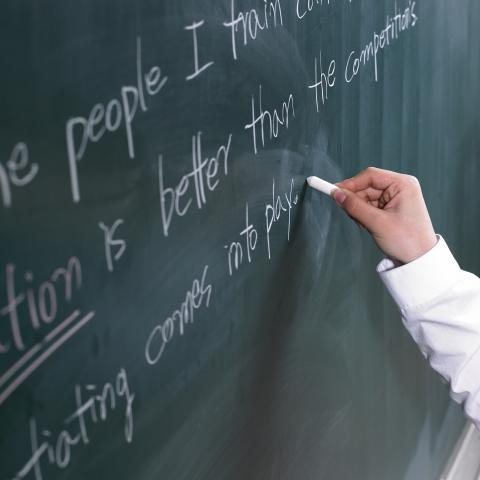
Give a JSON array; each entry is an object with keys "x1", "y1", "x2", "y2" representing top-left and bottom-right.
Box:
[{"x1": 377, "y1": 237, "x2": 480, "y2": 429}]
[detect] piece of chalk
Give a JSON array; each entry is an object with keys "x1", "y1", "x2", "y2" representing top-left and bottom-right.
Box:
[{"x1": 306, "y1": 176, "x2": 337, "y2": 196}]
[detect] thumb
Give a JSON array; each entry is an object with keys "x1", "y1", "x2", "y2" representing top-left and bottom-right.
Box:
[{"x1": 332, "y1": 188, "x2": 382, "y2": 231}]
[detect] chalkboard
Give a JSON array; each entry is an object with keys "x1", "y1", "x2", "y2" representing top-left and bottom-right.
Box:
[{"x1": 1, "y1": 1, "x2": 479, "y2": 479}]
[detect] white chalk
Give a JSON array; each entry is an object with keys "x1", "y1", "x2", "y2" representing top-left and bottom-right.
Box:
[{"x1": 306, "y1": 176, "x2": 338, "y2": 196}]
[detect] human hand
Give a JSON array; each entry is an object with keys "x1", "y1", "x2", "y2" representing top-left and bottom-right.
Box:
[{"x1": 333, "y1": 167, "x2": 437, "y2": 264}]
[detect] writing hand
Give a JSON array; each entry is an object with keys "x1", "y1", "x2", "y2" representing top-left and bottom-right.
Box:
[{"x1": 333, "y1": 167, "x2": 437, "y2": 263}]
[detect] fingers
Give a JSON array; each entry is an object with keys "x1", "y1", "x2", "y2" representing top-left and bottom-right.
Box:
[
  {"x1": 355, "y1": 184, "x2": 401, "y2": 209},
  {"x1": 332, "y1": 188, "x2": 383, "y2": 231},
  {"x1": 331, "y1": 168, "x2": 435, "y2": 263},
  {"x1": 357, "y1": 187, "x2": 383, "y2": 202},
  {"x1": 353, "y1": 187, "x2": 386, "y2": 208},
  {"x1": 337, "y1": 167, "x2": 400, "y2": 193}
]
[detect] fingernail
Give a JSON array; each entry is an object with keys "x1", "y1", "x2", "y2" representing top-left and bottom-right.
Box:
[{"x1": 332, "y1": 189, "x2": 347, "y2": 205}]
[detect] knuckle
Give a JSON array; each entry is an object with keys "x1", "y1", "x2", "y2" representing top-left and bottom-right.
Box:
[
  {"x1": 408, "y1": 174, "x2": 419, "y2": 184},
  {"x1": 403, "y1": 174, "x2": 421, "y2": 189}
]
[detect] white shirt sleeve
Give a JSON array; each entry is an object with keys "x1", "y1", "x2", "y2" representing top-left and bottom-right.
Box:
[{"x1": 377, "y1": 236, "x2": 480, "y2": 430}]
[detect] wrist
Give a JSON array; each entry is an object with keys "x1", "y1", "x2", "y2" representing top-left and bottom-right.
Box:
[
  {"x1": 401, "y1": 233, "x2": 439, "y2": 264},
  {"x1": 377, "y1": 235, "x2": 460, "y2": 310}
]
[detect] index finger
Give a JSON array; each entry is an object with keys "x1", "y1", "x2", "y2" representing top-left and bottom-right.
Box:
[{"x1": 337, "y1": 167, "x2": 400, "y2": 193}]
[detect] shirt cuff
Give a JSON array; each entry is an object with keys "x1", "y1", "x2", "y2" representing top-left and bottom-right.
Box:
[{"x1": 377, "y1": 236, "x2": 461, "y2": 311}]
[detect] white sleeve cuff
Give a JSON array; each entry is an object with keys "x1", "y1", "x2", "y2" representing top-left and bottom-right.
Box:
[{"x1": 377, "y1": 236, "x2": 461, "y2": 311}]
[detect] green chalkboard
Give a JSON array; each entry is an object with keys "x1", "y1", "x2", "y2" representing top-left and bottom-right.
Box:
[{"x1": 1, "y1": 1, "x2": 479, "y2": 478}]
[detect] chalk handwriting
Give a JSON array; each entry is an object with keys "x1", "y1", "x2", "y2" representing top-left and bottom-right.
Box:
[
  {"x1": 224, "y1": 203, "x2": 258, "y2": 276},
  {"x1": 12, "y1": 367, "x2": 134, "y2": 480},
  {"x1": 0, "y1": 258, "x2": 83, "y2": 354},
  {"x1": 158, "y1": 132, "x2": 232, "y2": 237},
  {"x1": 245, "y1": 85, "x2": 295, "y2": 154},
  {"x1": 297, "y1": 0, "x2": 328, "y2": 19},
  {"x1": 66, "y1": 36, "x2": 168, "y2": 202},
  {"x1": 185, "y1": 20, "x2": 214, "y2": 81},
  {"x1": 265, "y1": 178, "x2": 299, "y2": 259},
  {"x1": 308, "y1": 52, "x2": 336, "y2": 111},
  {"x1": 0, "y1": 143, "x2": 38, "y2": 208},
  {"x1": 145, "y1": 265, "x2": 212, "y2": 365},
  {"x1": 297, "y1": 0, "x2": 353, "y2": 19},
  {"x1": 223, "y1": 0, "x2": 283, "y2": 60},
  {"x1": 345, "y1": 1, "x2": 418, "y2": 83},
  {"x1": 98, "y1": 219, "x2": 127, "y2": 272},
  {"x1": 0, "y1": 258, "x2": 95, "y2": 407}
]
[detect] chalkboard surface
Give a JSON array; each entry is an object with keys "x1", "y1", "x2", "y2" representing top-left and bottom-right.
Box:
[{"x1": 1, "y1": 1, "x2": 479, "y2": 479}]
